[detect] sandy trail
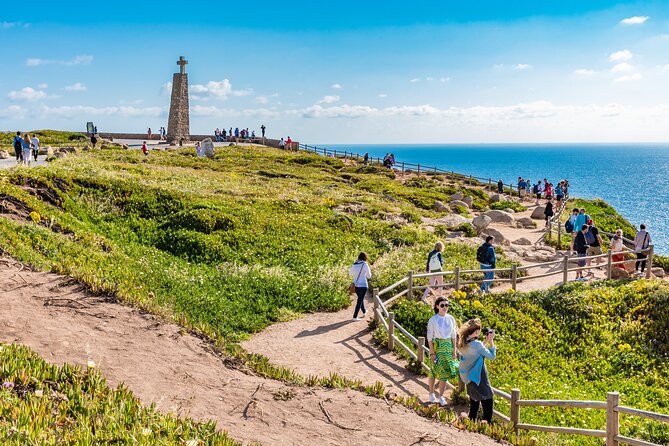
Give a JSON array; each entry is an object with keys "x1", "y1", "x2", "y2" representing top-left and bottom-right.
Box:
[{"x1": 0, "y1": 260, "x2": 500, "y2": 446}]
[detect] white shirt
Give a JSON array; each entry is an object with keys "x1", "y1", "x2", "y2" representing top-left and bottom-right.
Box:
[
  {"x1": 30, "y1": 137, "x2": 39, "y2": 151},
  {"x1": 349, "y1": 261, "x2": 372, "y2": 287},
  {"x1": 427, "y1": 314, "x2": 457, "y2": 341},
  {"x1": 610, "y1": 237, "x2": 624, "y2": 253},
  {"x1": 634, "y1": 230, "x2": 651, "y2": 253}
]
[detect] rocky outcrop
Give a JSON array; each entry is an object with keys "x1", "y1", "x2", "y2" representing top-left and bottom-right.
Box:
[
  {"x1": 449, "y1": 200, "x2": 469, "y2": 209},
  {"x1": 651, "y1": 267, "x2": 666, "y2": 278},
  {"x1": 516, "y1": 217, "x2": 536, "y2": 229},
  {"x1": 513, "y1": 237, "x2": 532, "y2": 246},
  {"x1": 450, "y1": 192, "x2": 464, "y2": 201},
  {"x1": 471, "y1": 215, "x2": 492, "y2": 233},
  {"x1": 482, "y1": 228, "x2": 508, "y2": 245},
  {"x1": 484, "y1": 210, "x2": 515, "y2": 226},
  {"x1": 611, "y1": 268, "x2": 630, "y2": 279},
  {"x1": 434, "y1": 201, "x2": 450, "y2": 213},
  {"x1": 462, "y1": 195, "x2": 473, "y2": 207},
  {"x1": 0, "y1": 150, "x2": 9, "y2": 159},
  {"x1": 489, "y1": 193, "x2": 502, "y2": 203},
  {"x1": 437, "y1": 214, "x2": 470, "y2": 227},
  {"x1": 531, "y1": 206, "x2": 546, "y2": 219}
]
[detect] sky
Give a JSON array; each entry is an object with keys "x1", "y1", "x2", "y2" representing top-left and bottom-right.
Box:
[{"x1": 1, "y1": 0, "x2": 668, "y2": 143}]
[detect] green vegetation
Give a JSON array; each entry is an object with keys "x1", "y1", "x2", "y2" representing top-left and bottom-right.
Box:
[
  {"x1": 490, "y1": 200, "x2": 526, "y2": 212},
  {"x1": 1, "y1": 130, "x2": 89, "y2": 155},
  {"x1": 0, "y1": 343, "x2": 240, "y2": 445},
  {"x1": 572, "y1": 198, "x2": 636, "y2": 239},
  {"x1": 383, "y1": 280, "x2": 669, "y2": 445}
]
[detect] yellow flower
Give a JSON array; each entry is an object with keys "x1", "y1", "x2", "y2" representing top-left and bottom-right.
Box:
[
  {"x1": 459, "y1": 299, "x2": 469, "y2": 306},
  {"x1": 617, "y1": 343, "x2": 632, "y2": 352},
  {"x1": 472, "y1": 300, "x2": 483, "y2": 308},
  {"x1": 29, "y1": 211, "x2": 41, "y2": 223}
]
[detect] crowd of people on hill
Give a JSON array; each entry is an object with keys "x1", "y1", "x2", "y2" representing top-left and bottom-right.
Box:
[
  {"x1": 214, "y1": 125, "x2": 267, "y2": 142},
  {"x1": 11, "y1": 131, "x2": 40, "y2": 166}
]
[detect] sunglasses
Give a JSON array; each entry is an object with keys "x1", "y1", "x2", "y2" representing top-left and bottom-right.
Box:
[{"x1": 439, "y1": 304, "x2": 449, "y2": 308}]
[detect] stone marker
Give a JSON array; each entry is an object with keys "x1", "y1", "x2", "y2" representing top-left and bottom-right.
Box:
[
  {"x1": 167, "y1": 56, "x2": 190, "y2": 145},
  {"x1": 201, "y1": 138, "x2": 215, "y2": 159}
]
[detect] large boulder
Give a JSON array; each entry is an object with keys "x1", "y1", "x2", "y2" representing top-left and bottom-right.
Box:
[
  {"x1": 449, "y1": 200, "x2": 469, "y2": 209},
  {"x1": 503, "y1": 208, "x2": 515, "y2": 214},
  {"x1": 489, "y1": 193, "x2": 502, "y2": 203},
  {"x1": 482, "y1": 228, "x2": 508, "y2": 245},
  {"x1": 531, "y1": 206, "x2": 546, "y2": 220},
  {"x1": 484, "y1": 210, "x2": 515, "y2": 226},
  {"x1": 434, "y1": 201, "x2": 449, "y2": 213},
  {"x1": 437, "y1": 214, "x2": 470, "y2": 227},
  {"x1": 450, "y1": 191, "x2": 464, "y2": 201},
  {"x1": 611, "y1": 267, "x2": 630, "y2": 279},
  {"x1": 516, "y1": 217, "x2": 536, "y2": 229},
  {"x1": 0, "y1": 150, "x2": 9, "y2": 159},
  {"x1": 513, "y1": 237, "x2": 532, "y2": 246},
  {"x1": 462, "y1": 195, "x2": 473, "y2": 207},
  {"x1": 472, "y1": 215, "x2": 492, "y2": 233},
  {"x1": 201, "y1": 138, "x2": 216, "y2": 159},
  {"x1": 651, "y1": 267, "x2": 666, "y2": 278}
]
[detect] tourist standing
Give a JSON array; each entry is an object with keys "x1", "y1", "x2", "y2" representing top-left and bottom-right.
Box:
[
  {"x1": 261, "y1": 124, "x2": 266, "y2": 138},
  {"x1": 610, "y1": 229, "x2": 626, "y2": 270},
  {"x1": 90, "y1": 134, "x2": 97, "y2": 148},
  {"x1": 544, "y1": 198, "x2": 553, "y2": 226},
  {"x1": 458, "y1": 319, "x2": 496, "y2": 424},
  {"x1": 497, "y1": 179, "x2": 503, "y2": 194},
  {"x1": 574, "y1": 208, "x2": 589, "y2": 232},
  {"x1": 21, "y1": 134, "x2": 32, "y2": 166},
  {"x1": 13, "y1": 132, "x2": 23, "y2": 163},
  {"x1": 422, "y1": 242, "x2": 445, "y2": 303},
  {"x1": 534, "y1": 181, "x2": 542, "y2": 205},
  {"x1": 517, "y1": 177, "x2": 523, "y2": 198},
  {"x1": 286, "y1": 136, "x2": 293, "y2": 150},
  {"x1": 585, "y1": 219, "x2": 604, "y2": 268},
  {"x1": 349, "y1": 252, "x2": 372, "y2": 321},
  {"x1": 477, "y1": 236, "x2": 496, "y2": 293},
  {"x1": 363, "y1": 152, "x2": 369, "y2": 165},
  {"x1": 195, "y1": 142, "x2": 202, "y2": 157},
  {"x1": 147, "y1": 128, "x2": 152, "y2": 140},
  {"x1": 544, "y1": 182, "x2": 552, "y2": 200},
  {"x1": 573, "y1": 225, "x2": 589, "y2": 281},
  {"x1": 427, "y1": 296, "x2": 459, "y2": 406},
  {"x1": 555, "y1": 183, "x2": 564, "y2": 202},
  {"x1": 634, "y1": 224, "x2": 652, "y2": 275},
  {"x1": 279, "y1": 138, "x2": 285, "y2": 149},
  {"x1": 30, "y1": 134, "x2": 40, "y2": 161}
]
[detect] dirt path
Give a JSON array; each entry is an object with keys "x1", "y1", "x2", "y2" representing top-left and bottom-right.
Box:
[{"x1": 0, "y1": 260, "x2": 501, "y2": 446}]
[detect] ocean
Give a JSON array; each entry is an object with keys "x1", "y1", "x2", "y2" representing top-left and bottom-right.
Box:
[{"x1": 323, "y1": 144, "x2": 668, "y2": 255}]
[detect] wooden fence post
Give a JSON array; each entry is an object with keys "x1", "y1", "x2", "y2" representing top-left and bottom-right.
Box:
[
  {"x1": 511, "y1": 388, "x2": 521, "y2": 433},
  {"x1": 334, "y1": 149, "x2": 337, "y2": 157},
  {"x1": 417, "y1": 337, "x2": 425, "y2": 364},
  {"x1": 407, "y1": 271, "x2": 414, "y2": 300},
  {"x1": 372, "y1": 288, "x2": 380, "y2": 324},
  {"x1": 546, "y1": 221, "x2": 551, "y2": 241},
  {"x1": 388, "y1": 312, "x2": 395, "y2": 350},
  {"x1": 646, "y1": 245, "x2": 654, "y2": 279},
  {"x1": 557, "y1": 221, "x2": 562, "y2": 249},
  {"x1": 606, "y1": 392, "x2": 620, "y2": 446},
  {"x1": 417, "y1": 164, "x2": 421, "y2": 176},
  {"x1": 454, "y1": 266, "x2": 461, "y2": 291},
  {"x1": 402, "y1": 162, "x2": 405, "y2": 175},
  {"x1": 607, "y1": 250, "x2": 613, "y2": 279},
  {"x1": 511, "y1": 264, "x2": 518, "y2": 291},
  {"x1": 563, "y1": 254, "x2": 569, "y2": 284}
]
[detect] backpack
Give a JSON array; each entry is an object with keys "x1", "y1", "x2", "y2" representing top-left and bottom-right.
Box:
[
  {"x1": 565, "y1": 219, "x2": 574, "y2": 233},
  {"x1": 585, "y1": 228, "x2": 596, "y2": 245},
  {"x1": 532, "y1": 184, "x2": 539, "y2": 193},
  {"x1": 13, "y1": 136, "x2": 21, "y2": 151},
  {"x1": 476, "y1": 244, "x2": 490, "y2": 264},
  {"x1": 428, "y1": 252, "x2": 442, "y2": 271}
]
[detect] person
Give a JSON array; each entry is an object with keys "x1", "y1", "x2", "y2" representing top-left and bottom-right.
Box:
[
  {"x1": 141, "y1": 141, "x2": 149, "y2": 156},
  {"x1": 543, "y1": 198, "x2": 553, "y2": 226},
  {"x1": 634, "y1": 224, "x2": 652, "y2": 275},
  {"x1": 458, "y1": 319, "x2": 496, "y2": 424},
  {"x1": 497, "y1": 179, "x2": 503, "y2": 194},
  {"x1": 222, "y1": 128, "x2": 227, "y2": 140},
  {"x1": 574, "y1": 208, "x2": 590, "y2": 233},
  {"x1": 585, "y1": 219, "x2": 604, "y2": 269},
  {"x1": 261, "y1": 124, "x2": 266, "y2": 138},
  {"x1": 544, "y1": 182, "x2": 552, "y2": 200},
  {"x1": 427, "y1": 296, "x2": 459, "y2": 406},
  {"x1": 525, "y1": 179, "x2": 531, "y2": 201},
  {"x1": 610, "y1": 229, "x2": 626, "y2": 270},
  {"x1": 279, "y1": 138, "x2": 286, "y2": 149},
  {"x1": 477, "y1": 236, "x2": 496, "y2": 293},
  {"x1": 13, "y1": 132, "x2": 23, "y2": 163},
  {"x1": 422, "y1": 242, "x2": 445, "y2": 303},
  {"x1": 573, "y1": 224, "x2": 589, "y2": 281},
  {"x1": 234, "y1": 127, "x2": 240, "y2": 139},
  {"x1": 363, "y1": 152, "x2": 369, "y2": 165},
  {"x1": 90, "y1": 134, "x2": 98, "y2": 148},
  {"x1": 286, "y1": 136, "x2": 293, "y2": 150},
  {"x1": 147, "y1": 127, "x2": 152, "y2": 140},
  {"x1": 21, "y1": 134, "x2": 32, "y2": 166},
  {"x1": 30, "y1": 134, "x2": 40, "y2": 162},
  {"x1": 195, "y1": 142, "x2": 201, "y2": 157},
  {"x1": 93, "y1": 125, "x2": 98, "y2": 134},
  {"x1": 555, "y1": 183, "x2": 564, "y2": 202},
  {"x1": 516, "y1": 177, "x2": 523, "y2": 199},
  {"x1": 215, "y1": 128, "x2": 221, "y2": 141},
  {"x1": 389, "y1": 153, "x2": 395, "y2": 167},
  {"x1": 349, "y1": 252, "x2": 372, "y2": 321},
  {"x1": 251, "y1": 130, "x2": 255, "y2": 138},
  {"x1": 534, "y1": 180, "x2": 542, "y2": 205}
]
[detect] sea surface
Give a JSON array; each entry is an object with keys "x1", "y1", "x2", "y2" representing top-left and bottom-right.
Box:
[{"x1": 323, "y1": 144, "x2": 668, "y2": 255}]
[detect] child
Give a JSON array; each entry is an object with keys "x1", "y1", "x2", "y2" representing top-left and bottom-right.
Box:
[{"x1": 141, "y1": 141, "x2": 149, "y2": 156}]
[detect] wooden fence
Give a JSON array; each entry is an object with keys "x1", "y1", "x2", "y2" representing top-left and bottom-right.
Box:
[{"x1": 371, "y1": 282, "x2": 668, "y2": 445}]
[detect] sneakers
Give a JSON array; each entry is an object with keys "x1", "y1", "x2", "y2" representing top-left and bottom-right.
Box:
[
  {"x1": 439, "y1": 396, "x2": 448, "y2": 406},
  {"x1": 352, "y1": 317, "x2": 363, "y2": 321},
  {"x1": 428, "y1": 393, "x2": 438, "y2": 404},
  {"x1": 362, "y1": 310, "x2": 367, "y2": 317}
]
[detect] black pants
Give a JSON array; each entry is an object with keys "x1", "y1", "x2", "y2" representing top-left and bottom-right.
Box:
[
  {"x1": 498, "y1": 185, "x2": 503, "y2": 194},
  {"x1": 469, "y1": 398, "x2": 493, "y2": 423},
  {"x1": 636, "y1": 253, "x2": 647, "y2": 272},
  {"x1": 353, "y1": 286, "x2": 367, "y2": 318}
]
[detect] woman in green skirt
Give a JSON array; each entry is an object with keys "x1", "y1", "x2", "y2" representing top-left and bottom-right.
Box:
[{"x1": 427, "y1": 296, "x2": 459, "y2": 405}]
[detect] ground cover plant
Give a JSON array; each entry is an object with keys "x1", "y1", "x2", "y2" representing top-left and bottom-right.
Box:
[{"x1": 0, "y1": 343, "x2": 241, "y2": 445}]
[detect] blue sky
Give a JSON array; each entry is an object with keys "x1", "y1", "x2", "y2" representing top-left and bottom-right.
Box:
[{"x1": 1, "y1": 0, "x2": 668, "y2": 143}]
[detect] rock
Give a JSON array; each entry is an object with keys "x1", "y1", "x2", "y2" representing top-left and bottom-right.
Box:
[
  {"x1": 59, "y1": 146, "x2": 77, "y2": 153},
  {"x1": 472, "y1": 215, "x2": 492, "y2": 233},
  {"x1": 484, "y1": 210, "x2": 515, "y2": 226},
  {"x1": 513, "y1": 237, "x2": 532, "y2": 246},
  {"x1": 122, "y1": 144, "x2": 130, "y2": 150},
  {"x1": 482, "y1": 228, "x2": 508, "y2": 245},
  {"x1": 503, "y1": 208, "x2": 515, "y2": 214},
  {"x1": 651, "y1": 267, "x2": 666, "y2": 278},
  {"x1": 531, "y1": 206, "x2": 546, "y2": 219},
  {"x1": 450, "y1": 192, "x2": 464, "y2": 201},
  {"x1": 462, "y1": 195, "x2": 473, "y2": 207},
  {"x1": 449, "y1": 200, "x2": 469, "y2": 209},
  {"x1": 437, "y1": 214, "x2": 470, "y2": 227},
  {"x1": 201, "y1": 138, "x2": 215, "y2": 159},
  {"x1": 516, "y1": 217, "x2": 536, "y2": 229},
  {"x1": 489, "y1": 194, "x2": 502, "y2": 203},
  {"x1": 54, "y1": 151, "x2": 67, "y2": 159},
  {"x1": 0, "y1": 150, "x2": 9, "y2": 159},
  {"x1": 46, "y1": 147, "x2": 54, "y2": 157},
  {"x1": 434, "y1": 201, "x2": 450, "y2": 213},
  {"x1": 611, "y1": 268, "x2": 630, "y2": 279}
]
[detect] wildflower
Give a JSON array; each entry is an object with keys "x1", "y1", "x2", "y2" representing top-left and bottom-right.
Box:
[
  {"x1": 141, "y1": 428, "x2": 152, "y2": 436},
  {"x1": 34, "y1": 389, "x2": 43, "y2": 397},
  {"x1": 2, "y1": 381, "x2": 14, "y2": 389},
  {"x1": 87, "y1": 360, "x2": 96, "y2": 369},
  {"x1": 459, "y1": 299, "x2": 469, "y2": 306},
  {"x1": 472, "y1": 300, "x2": 483, "y2": 308}
]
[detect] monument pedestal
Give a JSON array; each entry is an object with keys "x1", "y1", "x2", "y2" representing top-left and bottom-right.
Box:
[{"x1": 167, "y1": 56, "x2": 190, "y2": 144}]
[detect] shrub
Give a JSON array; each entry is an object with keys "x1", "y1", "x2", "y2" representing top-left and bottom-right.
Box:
[{"x1": 490, "y1": 200, "x2": 525, "y2": 212}]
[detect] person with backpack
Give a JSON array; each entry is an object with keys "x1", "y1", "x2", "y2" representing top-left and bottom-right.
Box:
[
  {"x1": 422, "y1": 242, "x2": 445, "y2": 303},
  {"x1": 477, "y1": 236, "x2": 496, "y2": 293},
  {"x1": 497, "y1": 179, "x2": 503, "y2": 194},
  {"x1": 426, "y1": 296, "x2": 459, "y2": 406},
  {"x1": 533, "y1": 181, "x2": 542, "y2": 205},
  {"x1": 566, "y1": 208, "x2": 579, "y2": 251},
  {"x1": 634, "y1": 224, "x2": 652, "y2": 275},
  {"x1": 349, "y1": 252, "x2": 372, "y2": 321},
  {"x1": 573, "y1": 224, "x2": 589, "y2": 281},
  {"x1": 13, "y1": 132, "x2": 23, "y2": 163},
  {"x1": 555, "y1": 183, "x2": 564, "y2": 202},
  {"x1": 585, "y1": 219, "x2": 604, "y2": 269},
  {"x1": 575, "y1": 208, "x2": 590, "y2": 231},
  {"x1": 543, "y1": 198, "x2": 554, "y2": 226}
]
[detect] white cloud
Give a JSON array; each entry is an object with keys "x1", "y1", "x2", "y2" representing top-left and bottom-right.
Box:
[
  {"x1": 440, "y1": 77, "x2": 451, "y2": 82},
  {"x1": 161, "y1": 82, "x2": 172, "y2": 95},
  {"x1": 8, "y1": 87, "x2": 47, "y2": 101},
  {"x1": 573, "y1": 69, "x2": 596, "y2": 76},
  {"x1": 302, "y1": 104, "x2": 378, "y2": 118},
  {"x1": 378, "y1": 93, "x2": 388, "y2": 98},
  {"x1": 190, "y1": 79, "x2": 252, "y2": 100},
  {"x1": 26, "y1": 55, "x2": 93, "y2": 67},
  {"x1": 614, "y1": 73, "x2": 642, "y2": 82},
  {"x1": 37, "y1": 83, "x2": 48, "y2": 89},
  {"x1": 620, "y1": 16, "x2": 649, "y2": 25},
  {"x1": 409, "y1": 78, "x2": 420, "y2": 83},
  {"x1": 426, "y1": 77, "x2": 435, "y2": 81},
  {"x1": 609, "y1": 50, "x2": 633, "y2": 62},
  {"x1": 331, "y1": 83, "x2": 343, "y2": 89},
  {"x1": 317, "y1": 95, "x2": 340, "y2": 104},
  {"x1": 64, "y1": 82, "x2": 87, "y2": 92},
  {"x1": 514, "y1": 64, "x2": 533, "y2": 70},
  {"x1": 191, "y1": 105, "x2": 279, "y2": 119},
  {"x1": 37, "y1": 105, "x2": 164, "y2": 118},
  {"x1": 611, "y1": 63, "x2": 634, "y2": 73},
  {"x1": 0, "y1": 105, "x2": 25, "y2": 119},
  {"x1": 1, "y1": 21, "x2": 29, "y2": 29},
  {"x1": 255, "y1": 96, "x2": 269, "y2": 104}
]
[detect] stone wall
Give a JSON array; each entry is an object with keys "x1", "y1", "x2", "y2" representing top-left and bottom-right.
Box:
[{"x1": 96, "y1": 133, "x2": 298, "y2": 149}]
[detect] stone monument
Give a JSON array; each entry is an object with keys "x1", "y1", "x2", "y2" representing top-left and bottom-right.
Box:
[{"x1": 167, "y1": 56, "x2": 190, "y2": 144}]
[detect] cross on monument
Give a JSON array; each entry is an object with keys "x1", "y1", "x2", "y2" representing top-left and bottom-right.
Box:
[{"x1": 177, "y1": 56, "x2": 188, "y2": 74}]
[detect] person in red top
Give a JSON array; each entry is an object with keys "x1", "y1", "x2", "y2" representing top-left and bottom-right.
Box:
[
  {"x1": 544, "y1": 182, "x2": 552, "y2": 200},
  {"x1": 286, "y1": 136, "x2": 293, "y2": 150},
  {"x1": 141, "y1": 141, "x2": 149, "y2": 156}
]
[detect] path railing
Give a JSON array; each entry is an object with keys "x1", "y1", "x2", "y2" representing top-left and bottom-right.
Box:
[
  {"x1": 298, "y1": 143, "x2": 522, "y2": 195},
  {"x1": 371, "y1": 275, "x2": 667, "y2": 445}
]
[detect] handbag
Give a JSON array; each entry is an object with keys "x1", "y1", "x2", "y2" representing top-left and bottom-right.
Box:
[{"x1": 349, "y1": 263, "x2": 365, "y2": 295}]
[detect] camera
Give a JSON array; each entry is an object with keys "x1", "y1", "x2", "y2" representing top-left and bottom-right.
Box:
[{"x1": 482, "y1": 327, "x2": 495, "y2": 336}]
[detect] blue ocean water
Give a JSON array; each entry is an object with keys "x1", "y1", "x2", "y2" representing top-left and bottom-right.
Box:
[{"x1": 323, "y1": 144, "x2": 669, "y2": 255}]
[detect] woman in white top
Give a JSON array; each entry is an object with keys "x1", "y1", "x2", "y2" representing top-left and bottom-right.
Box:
[
  {"x1": 426, "y1": 296, "x2": 459, "y2": 406},
  {"x1": 348, "y1": 252, "x2": 372, "y2": 321},
  {"x1": 610, "y1": 229, "x2": 626, "y2": 270}
]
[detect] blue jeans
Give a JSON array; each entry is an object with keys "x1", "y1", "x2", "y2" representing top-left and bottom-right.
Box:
[
  {"x1": 480, "y1": 264, "x2": 494, "y2": 292},
  {"x1": 353, "y1": 287, "x2": 367, "y2": 318}
]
